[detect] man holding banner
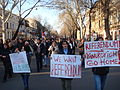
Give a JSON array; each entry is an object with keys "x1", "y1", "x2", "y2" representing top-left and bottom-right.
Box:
[
  {"x1": 50, "y1": 40, "x2": 81, "y2": 90},
  {"x1": 85, "y1": 37, "x2": 110, "y2": 90},
  {"x1": 10, "y1": 40, "x2": 31, "y2": 90}
]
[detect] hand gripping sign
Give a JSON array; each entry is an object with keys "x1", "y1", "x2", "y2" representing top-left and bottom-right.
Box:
[
  {"x1": 9, "y1": 51, "x2": 31, "y2": 73},
  {"x1": 50, "y1": 54, "x2": 81, "y2": 78}
]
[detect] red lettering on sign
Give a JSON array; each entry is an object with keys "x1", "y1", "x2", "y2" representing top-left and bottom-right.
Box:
[
  {"x1": 53, "y1": 56, "x2": 61, "y2": 62},
  {"x1": 51, "y1": 64, "x2": 81, "y2": 77}
]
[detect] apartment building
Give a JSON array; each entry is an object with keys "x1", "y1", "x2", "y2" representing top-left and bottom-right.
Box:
[
  {"x1": 0, "y1": 11, "x2": 26, "y2": 40},
  {"x1": 85, "y1": 0, "x2": 120, "y2": 40}
]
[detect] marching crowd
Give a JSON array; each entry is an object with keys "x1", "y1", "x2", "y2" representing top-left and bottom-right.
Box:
[
  {"x1": 0, "y1": 37, "x2": 78, "y2": 90},
  {"x1": 0, "y1": 37, "x2": 110, "y2": 90}
]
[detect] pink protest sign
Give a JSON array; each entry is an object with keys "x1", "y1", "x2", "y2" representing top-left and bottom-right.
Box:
[
  {"x1": 84, "y1": 40, "x2": 120, "y2": 68},
  {"x1": 50, "y1": 54, "x2": 81, "y2": 78}
]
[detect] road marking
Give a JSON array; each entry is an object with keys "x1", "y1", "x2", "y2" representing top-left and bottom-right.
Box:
[{"x1": 31, "y1": 72, "x2": 50, "y2": 75}]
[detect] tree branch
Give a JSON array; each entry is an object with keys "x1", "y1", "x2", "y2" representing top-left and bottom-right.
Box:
[
  {"x1": 21, "y1": 0, "x2": 27, "y2": 6},
  {"x1": 23, "y1": 1, "x2": 40, "y2": 20},
  {"x1": 4, "y1": 0, "x2": 19, "y2": 23}
]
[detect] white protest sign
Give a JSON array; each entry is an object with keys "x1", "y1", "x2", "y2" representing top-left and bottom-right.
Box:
[
  {"x1": 84, "y1": 40, "x2": 120, "y2": 68},
  {"x1": 50, "y1": 54, "x2": 81, "y2": 78},
  {"x1": 9, "y1": 51, "x2": 31, "y2": 73}
]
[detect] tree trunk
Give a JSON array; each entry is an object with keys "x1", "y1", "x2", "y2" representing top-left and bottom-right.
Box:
[
  {"x1": 2, "y1": 8, "x2": 6, "y2": 43},
  {"x1": 104, "y1": 0, "x2": 111, "y2": 39},
  {"x1": 89, "y1": 9, "x2": 92, "y2": 41},
  {"x1": 12, "y1": 20, "x2": 22, "y2": 40}
]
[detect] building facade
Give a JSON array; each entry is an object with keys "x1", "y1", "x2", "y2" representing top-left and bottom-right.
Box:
[{"x1": 85, "y1": 0, "x2": 120, "y2": 40}]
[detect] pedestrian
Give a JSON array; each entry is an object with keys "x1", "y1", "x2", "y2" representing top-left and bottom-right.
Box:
[
  {"x1": 0, "y1": 39, "x2": 4, "y2": 61},
  {"x1": 43, "y1": 39, "x2": 51, "y2": 67},
  {"x1": 71, "y1": 38, "x2": 77, "y2": 55},
  {"x1": 78, "y1": 38, "x2": 85, "y2": 66},
  {"x1": 67, "y1": 38, "x2": 73, "y2": 52},
  {"x1": 1, "y1": 43, "x2": 12, "y2": 83},
  {"x1": 14, "y1": 40, "x2": 31, "y2": 90},
  {"x1": 58, "y1": 40, "x2": 73, "y2": 90},
  {"x1": 23, "y1": 41, "x2": 33, "y2": 65},
  {"x1": 33, "y1": 39, "x2": 45, "y2": 72},
  {"x1": 48, "y1": 41, "x2": 59, "y2": 55},
  {"x1": 21, "y1": 41, "x2": 32, "y2": 90},
  {"x1": 92, "y1": 37, "x2": 109, "y2": 90}
]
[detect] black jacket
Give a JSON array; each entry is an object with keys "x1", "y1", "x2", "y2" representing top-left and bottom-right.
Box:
[
  {"x1": 92, "y1": 67, "x2": 109, "y2": 75},
  {"x1": 33, "y1": 43, "x2": 45, "y2": 56},
  {"x1": 58, "y1": 47, "x2": 72, "y2": 55}
]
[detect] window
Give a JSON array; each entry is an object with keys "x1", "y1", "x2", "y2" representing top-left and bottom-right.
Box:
[
  {"x1": 99, "y1": 20, "x2": 100, "y2": 28},
  {"x1": 6, "y1": 23, "x2": 9, "y2": 29},
  {"x1": 10, "y1": 23, "x2": 12, "y2": 29},
  {"x1": 118, "y1": 14, "x2": 120, "y2": 22},
  {"x1": 12, "y1": 24, "x2": 14, "y2": 29}
]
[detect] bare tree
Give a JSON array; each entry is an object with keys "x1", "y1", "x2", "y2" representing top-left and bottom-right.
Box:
[
  {"x1": 0, "y1": 0, "x2": 19, "y2": 42},
  {"x1": 59, "y1": 11, "x2": 75, "y2": 38},
  {"x1": 46, "y1": 0, "x2": 86, "y2": 39},
  {"x1": 12, "y1": 0, "x2": 42, "y2": 40},
  {"x1": 80, "y1": 0, "x2": 97, "y2": 40},
  {"x1": 100, "y1": 0, "x2": 111, "y2": 39}
]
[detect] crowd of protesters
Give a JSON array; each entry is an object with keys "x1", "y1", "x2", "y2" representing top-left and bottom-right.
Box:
[
  {"x1": 0, "y1": 37, "x2": 79, "y2": 90},
  {"x1": 0, "y1": 36, "x2": 110, "y2": 90}
]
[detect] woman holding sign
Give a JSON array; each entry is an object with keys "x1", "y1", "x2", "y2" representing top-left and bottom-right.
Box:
[
  {"x1": 92, "y1": 37, "x2": 109, "y2": 90},
  {"x1": 58, "y1": 40, "x2": 73, "y2": 90}
]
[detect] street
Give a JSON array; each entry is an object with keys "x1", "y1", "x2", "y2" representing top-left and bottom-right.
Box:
[{"x1": 0, "y1": 55, "x2": 120, "y2": 90}]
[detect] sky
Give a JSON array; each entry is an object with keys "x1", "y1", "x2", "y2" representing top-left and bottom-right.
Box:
[
  {"x1": 11, "y1": 0, "x2": 61, "y2": 32},
  {"x1": 28, "y1": 7, "x2": 60, "y2": 31}
]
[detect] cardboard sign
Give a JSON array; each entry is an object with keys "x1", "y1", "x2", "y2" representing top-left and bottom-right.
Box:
[
  {"x1": 50, "y1": 54, "x2": 81, "y2": 78},
  {"x1": 84, "y1": 40, "x2": 120, "y2": 68},
  {"x1": 9, "y1": 51, "x2": 31, "y2": 73}
]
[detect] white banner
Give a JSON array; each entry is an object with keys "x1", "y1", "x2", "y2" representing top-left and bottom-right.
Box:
[
  {"x1": 84, "y1": 40, "x2": 120, "y2": 68},
  {"x1": 50, "y1": 54, "x2": 81, "y2": 78},
  {"x1": 9, "y1": 51, "x2": 31, "y2": 73}
]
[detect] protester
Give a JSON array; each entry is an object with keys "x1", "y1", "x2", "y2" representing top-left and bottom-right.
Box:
[
  {"x1": 78, "y1": 38, "x2": 85, "y2": 66},
  {"x1": 48, "y1": 41, "x2": 59, "y2": 55},
  {"x1": 16, "y1": 38, "x2": 24, "y2": 51},
  {"x1": 43, "y1": 39, "x2": 51, "y2": 67},
  {"x1": 71, "y1": 38, "x2": 77, "y2": 55},
  {"x1": 58, "y1": 40, "x2": 73, "y2": 90},
  {"x1": 14, "y1": 40, "x2": 31, "y2": 90},
  {"x1": 0, "y1": 39, "x2": 4, "y2": 61},
  {"x1": 33, "y1": 39, "x2": 45, "y2": 72},
  {"x1": 92, "y1": 37, "x2": 109, "y2": 90},
  {"x1": 8, "y1": 41, "x2": 16, "y2": 53},
  {"x1": 21, "y1": 41, "x2": 32, "y2": 90},
  {"x1": 22, "y1": 41, "x2": 33, "y2": 65},
  {"x1": 1, "y1": 43, "x2": 12, "y2": 83}
]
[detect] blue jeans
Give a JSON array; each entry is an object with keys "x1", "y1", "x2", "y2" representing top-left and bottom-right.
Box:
[
  {"x1": 93, "y1": 74, "x2": 107, "y2": 90},
  {"x1": 21, "y1": 74, "x2": 30, "y2": 88}
]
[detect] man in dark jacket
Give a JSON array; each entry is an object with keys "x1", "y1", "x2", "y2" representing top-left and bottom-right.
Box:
[
  {"x1": 1, "y1": 43, "x2": 12, "y2": 82},
  {"x1": 92, "y1": 37, "x2": 109, "y2": 90},
  {"x1": 58, "y1": 40, "x2": 73, "y2": 90},
  {"x1": 33, "y1": 39, "x2": 45, "y2": 72}
]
